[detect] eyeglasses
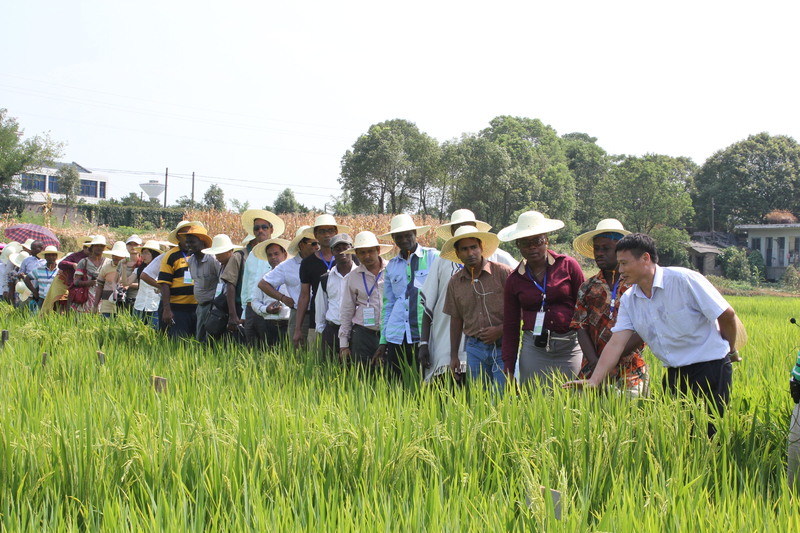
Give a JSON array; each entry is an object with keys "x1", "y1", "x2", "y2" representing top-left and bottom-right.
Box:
[
  {"x1": 315, "y1": 227, "x2": 338, "y2": 236},
  {"x1": 516, "y1": 237, "x2": 547, "y2": 248},
  {"x1": 254, "y1": 224, "x2": 272, "y2": 231}
]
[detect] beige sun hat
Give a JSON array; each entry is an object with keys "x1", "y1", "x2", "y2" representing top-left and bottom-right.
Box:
[
  {"x1": 252, "y1": 238, "x2": 293, "y2": 262},
  {"x1": 435, "y1": 209, "x2": 492, "y2": 240},
  {"x1": 378, "y1": 214, "x2": 431, "y2": 240},
  {"x1": 21, "y1": 238, "x2": 36, "y2": 252},
  {"x1": 241, "y1": 209, "x2": 285, "y2": 239},
  {"x1": 41, "y1": 245, "x2": 65, "y2": 260},
  {"x1": 301, "y1": 214, "x2": 352, "y2": 239},
  {"x1": 103, "y1": 240, "x2": 130, "y2": 259},
  {"x1": 167, "y1": 220, "x2": 206, "y2": 245},
  {"x1": 77, "y1": 235, "x2": 95, "y2": 249},
  {"x1": 498, "y1": 211, "x2": 564, "y2": 242},
  {"x1": 287, "y1": 225, "x2": 312, "y2": 256},
  {"x1": 1, "y1": 242, "x2": 22, "y2": 265},
  {"x1": 343, "y1": 231, "x2": 394, "y2": 256},
  {"x1": 15, "y1": 281, "x2": 32, "y2": 302},
  {"x1": 10, "y1": 251, "x2": 29, "y2": 268},
  {"x1": 202, "y1": 234, "x2": 243, "y2": 255},
  {"x1": 440, "y1": 226, "x2": 501, "y2": 264},
  {"x1": 136, "y1": 240, "x2": 162, "y2": 254},
  {"x1": 241, "y1": 234, "x2": 255, "y2": 246},
  {"x1": 572, "y1": 219, "x2": 631, "y2": 259},
  {"x1": 87, "y1": 235, "x2": 108, "y2": 248}
]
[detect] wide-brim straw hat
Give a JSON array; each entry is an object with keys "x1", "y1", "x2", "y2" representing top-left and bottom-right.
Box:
[
  {"x1": 572, "y1": 219, "x2": 632, "y2": 259},
  {"x1": 1, "y1": 242, "x2": 22, "y2": 264},
  {"x1": 102, "y1": 241, "x2": 131, "y2": 259},
  {"x1": 241, "y1": 209, "x2": 285, "y2": 239},
  {"x1": 10, "y1": 251, "x2": 29, "y2": 268},
  {"x1": 241, "y1": 234, "x2": 255, "y2": 246},
  {"x1": 435, "y1": 209, "x2": 492, "y2": 240},
  {"x1": 77, "y1": 235, "x2": 95, "y2": 249},
  {"x1": 21, "y1": 238, "x2": 36, "y2": 252},
  {"x1": 440, "y1": 226, "x2": 501, "y2": 264},
  {"x1": 343, "y1": 231, "x2": 394, "y2": 256},
  {"x1": 167, "y1": 220, "x2": 206, "y2": 245},
  {"x1": 185, "y1": 226, "x2": 213, "y2": 248},
  {"x1": 136, "y1": 240, "x2": 163, "y2": 254},
  {"x1": 378, "y1": 214, "x2": 431, "y2": 240},
  {"x1": 498, "y1": 211, "x2": 564, "y2": 242},
  {"x1": 15, "y1": 281, "x2": 32, "y2": 302},
  {"x1": 301, "y1": 214, "x2": 351, "y2": 239},
  {"x1": 41, "y1": 245, "x2": 65, "y2": 260},
  {"x1": 202, "y1": 234, "x2": 243, "y2": 255},
  {"x1": 87, "y1": 235, "x2": 108, "y2": 248},
  {"x1": 287, "y1": 226, "x2": 312, "y2": 256},
  {"x1": 252, "y1": 238, "x2": 293, "y2": 262},
  {"x1": 734, "y1": 315, "x2": 748, "y2": 352}
]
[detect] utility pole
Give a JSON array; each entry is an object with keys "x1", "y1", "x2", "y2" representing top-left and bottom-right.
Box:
[
  {"x1": 191, "y1": 172, "x2": 195, "y2": 206},
  {"x1": 164, "y1": 168, "x2": 169, "y2": 208},
  {"x1": 711, "y1": 197, "x2": 715, "y2": 235}
]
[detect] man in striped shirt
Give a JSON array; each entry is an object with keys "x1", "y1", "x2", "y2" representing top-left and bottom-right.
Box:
[
  {"x1": 158, "y1": 225, "x2": 201, "y2": 339},
  {"x1": 24, "y1": 246, "x2": 62, "y2": 309}
]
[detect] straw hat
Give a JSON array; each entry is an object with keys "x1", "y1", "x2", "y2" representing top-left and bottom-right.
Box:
[
  {"x1": 241, "y1": 234, "x2": 255, "y2": 246},
  {"x1": 301, "y1": 214, "x2": 351, "y2": 239},
  {"x1": 734, "y1": 315, "x2": 748, "y2": 352},
  {"x1": 1, "y1": 242, "x2": 22, "y2": 265},
  {"x1": 435, "y1": 209, "x2": 492, "y2": 240},
  {"x1": 126, "y1": 234, "x2": 143, "y2": 245},
  {"x1": 103, "y1": 241, "x2": 131, "y2": 259},
  {"x1": 21, "y1": 238, "x2": 36, "y2": 252},
  {"x1": 378, "y1": 214, "x2": 431, "y2": 240},
  {"x1": 184, "y1": 226, "x2": 213, "y2": 248},
  {"x1": 15, "y1": 281, "x2": 32, "y2": 302},
  {"x1": 498, "y1": 211, "x2": 564, "y2": 242},
  {"x1": 440, "y1": 226, "x2": 501, "y2": 264},
  {"x1": 241, "y1": 209, "x2": 285, "y2": 239},
  {"x1": 87, "y1": 235, "x2": 108, "y2": 248},
  {"x1": 202, "y1": 234, "x2": 243, "y2": 255},
  {"x1": 10, "y1": 251, "x2": 29, "y2": 268},
  {"x1": 572, "y1": 219, "x2": 631, "y2": 259},
  {"x1": 167, "y1": 220, "x2": 206, "y2": 245},
  {"x1": 41, "y1": 245, "x2": 65, "y2": 260},
  {"x1": 77, "y1": 235, "x2": 95, "y2": 249},
  {"x1": 343, "y1": 231, "x2": 394, "y2": 256},
  {"x1": 252, "y1": 238, "x2": 293, "y2": 262},
  {"x1": 135, "y1": 240, "x2": 162, "y2": 254},
  {"x1": 287, "y1": 225, "x2": 312, "y2": 256}
]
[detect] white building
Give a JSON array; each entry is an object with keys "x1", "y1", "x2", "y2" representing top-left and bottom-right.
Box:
[
  {"x1": 16, "y1": 162, "x2": 109, "y2": 204},
  {"x1": 735, "y1": 223, "x2": 800, "y2": 281}
]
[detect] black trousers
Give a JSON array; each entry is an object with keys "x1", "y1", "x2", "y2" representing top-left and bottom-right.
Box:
[
  {"x1": 663, "y1": 355, "x2": 733, "y2": 438},
  {"x1": 385, "y1": 341, "x2": 420, "y2": 383},
  {"x1": 322, "y1": 324, "x2": 340, "y2": 359},
  {"x1": 350, "y1": 325, "x2": 380, "y2": 367}
]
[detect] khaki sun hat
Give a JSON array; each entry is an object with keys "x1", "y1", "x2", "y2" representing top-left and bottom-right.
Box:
[
  {"x1": 572, "y1": 219, "x2": 631, "y2": 259},
  {"x1": 87, "y1": 235, "x2": 108, "y2": 248},
  {"x1": 734, "y1": 315, "x2": 748, "y2": 353},
  {"x1": 136, "y1": 240, "x2": 162, "y2": 254},
  {"x1": 498, "y1": 211, "x2": 564, "y2": 242},
  {"x1": 167, "y1": 220, "x2": 206, "y2": 245},
  {"x1": 241, "y1": 209, "x2": 285, "y2": 239},
  {"x1": 378, "y1": 214, "x2": 431, "y2": 240},
  {"x1": 301, "y1": 214, "x2": 352, "y2": 239},
  {"x1": 440, "y1": 226, "x2": 501, "y2": 264},
  {"x1": 10, "y1": 251, "x2": 29, "y2": 268},
  {"x1": 343, "y1": 231, "x2": 394, "y2": 256},
  {"x1": 252, "y1": 238, "x2": 293, "y2": 262},
  {"x1": 202, "y1": 234, "x2": 243, "y2": 255},
  {"x1": 435, "y1": 209, "x2": 492, "y2": 240},
  {"x1": 287, "y1": 225, "x2": 312, "y2": 256},
  {"x1": 15, "y1": 281, "x2": 32, "y2": 302},
  {"x1": 102, "y1": 241, "x2": 131, "y2": 259},
  {"x1": 77, "y1": 235, "x2": 95, "y2": 249},
  {"x1": 184, "y1": 226, "x2": 213, "y2": 248},
  {"x1": 1, "y1": 242, "x2": 22, "y2": 265},
  {"x1": 41, "y1": 245, "x2": 65, "y2": 260}
]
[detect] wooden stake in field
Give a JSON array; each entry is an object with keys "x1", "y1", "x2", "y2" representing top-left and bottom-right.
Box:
[
  {"x1": 150, "y1": 375, "x2": 167, "y2": 393},
  {"x1": 41, "y1": 352, "x2": 48, "y2": 368},
  {"x1": 1, "y1": 329, "x2": 8, "y2": 349},
  {"x1": 542, "y1": 486, "x2": 562, "y2": 521},
  {"x1": 97, "y1": 351, "x2": 105, "y2": 365}
]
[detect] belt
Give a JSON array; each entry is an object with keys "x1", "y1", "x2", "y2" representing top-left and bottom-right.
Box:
[{"x1": 353, "y1": 324, "x2": 380, "y2": 336}]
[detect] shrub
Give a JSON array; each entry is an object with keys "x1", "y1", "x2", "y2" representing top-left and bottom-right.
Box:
[
  {"x1": 719, "y1": 246, "x2": 751, "y2": 281},
  {"x1": 782, "y1": 265, "x2": 800, "y2": 293}
]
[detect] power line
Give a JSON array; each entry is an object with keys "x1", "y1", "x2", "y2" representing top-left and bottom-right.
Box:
[{"x1": 89, "y1": 167, "x2": 341, "y2": 190}]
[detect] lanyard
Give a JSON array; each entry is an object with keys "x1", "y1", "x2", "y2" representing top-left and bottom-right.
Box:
[
  {"x1": 526, "y1": 264, "x2": 547, "y2": 311},
  {"x1": 362, "y1": 271, "x2": 382, "y2": 304},
  {"x1": 181, "y1": 252, "x2": 190, "y2": 267},
  {"x1": 320, "y1": 252, "x2": 335, "y2": 272},
  {"x1": 610, "y1": 272, "x2": 621, "y2": 315},
  {"x1": 45, "y1": 266, "x2": 56, "y2": 280}
]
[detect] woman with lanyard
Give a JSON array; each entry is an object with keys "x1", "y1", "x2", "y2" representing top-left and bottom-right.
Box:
[
  {"x1": 570, "y1": 219, "x2": 649, "y2": 397},
  {"x1": 499, "y1": 211, "x2": 585, "y2": 391}
]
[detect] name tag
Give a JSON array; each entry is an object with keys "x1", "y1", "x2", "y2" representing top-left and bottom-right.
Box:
[
  {"x1": 184, "y1": 271, "x2": 194, "y2": 285},
  {"x1": 215, "y1": 281, "x2": 225, "y2": 297},
  {"x1": 363, "y1": 307, "x2": 376, "y2": 327},
  {"x1": 533, "y1": 311, "x2": 545, "y2": 336}
]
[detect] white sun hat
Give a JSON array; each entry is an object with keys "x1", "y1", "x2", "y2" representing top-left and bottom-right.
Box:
[
  {"x1": 439, "y1": 226, "x2": 501, "y2": 264},
  {"x1": 498, "y1": 211, "x2": 564, "y2": 242},
  {"x1": 301, "y1": 214, "x2": 352, "y2": 239},
  {"x1": 126, "y1": 234, "x2": 143, "y2": 245},
  {"x1": 343, "y1": 231, "x2": 394, "y2": 256},
  {"x1": 241, "y1": 234, "x2": 255, "y2": 246},
  {"x1": 15, "y1": 281, "x2": 32, "y2": 302},
  {"x1": 135, "y1": 240, "x2": 163, "y2": 254},
  {"x1": 10, "y1": 251, "x2": 29, "y2": 268},
  {"x1": 572, "y1": 219, "x2": 631, "y2": 259},
  {"x1": 435, "y1": 209, "x2": 492, "y2": 240},
  {"x1": 378, "y1": 214, "x2": 431, "y2": 240},
  {"x1": 287, "y1": 225, "x2": 312, "y2": 256},
  {"x1": 241, "y1": 209, "x2": 285, "y2": 239},
  {"x1": 252, "y1": 238, "x2": 293, "y2": 262},
  {"x1": 1, "y1": 242, "x2": 22, "y2": 265},
  {"x1": 166, "y1": 220, "x2": 206, "y2": 245},
  {"x1": 21, "y1": 238, "x2": 36, "y2": 252},
  {"x1": 202, "y1": 234, "x2": 244, "y2": 255},
  {"x1": 102, "y1": 240, "x2": 130, "y2": 259},
  {"x1": 41, "y1": 245, "x2": 65, "y2": 260},
  {"x1": 87, "y1": 235, "x2": 108, "y2": 248}
]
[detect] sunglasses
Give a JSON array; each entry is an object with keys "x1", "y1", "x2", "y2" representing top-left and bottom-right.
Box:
[
  {"x1": 302, "y1": 239, "x2": 320, "y2": 247},
  {"x1": 516, "y1": 237, "x2": 547, "y2": 248},
  {"x1": 315, "y1": 227, "x2": 338, "y2": 236},
  {"x1": 254, "y1": 224, "x2": 273, "y2": 231}
]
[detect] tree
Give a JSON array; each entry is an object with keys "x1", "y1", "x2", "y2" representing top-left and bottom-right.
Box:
[
  {"x1": 562, "y1": 132, "x2": 610, "y2": 231},
  {"x1": 0, "y1": 108, "x2": 65, "y2": 185},
  {"x1": 229, "y1": 198, "x2": 250, "y2": 214},
  {"x1": 271, "y1": 188, "x2": 308, "y2": 214},
  {"x1": 55, "y1": 164, "x2": 80, "y2": 212},
  {"x1": 173, "y1": 196, "x2": 202, "y2": 210},
  {"x1": 693, "y1": 133, "x2": 800, "y2": 231},
  {"x1": 202, "y1": 184, "x2": 225, "y2": 211}
]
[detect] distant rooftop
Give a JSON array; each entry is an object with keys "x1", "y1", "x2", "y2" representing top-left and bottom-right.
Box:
[
  {"x1": 735, "y1": 224, "x2": 800, "y2": 230},
  {"x1": 52, "y1": 161, "x2": 91, "y2": 173}
]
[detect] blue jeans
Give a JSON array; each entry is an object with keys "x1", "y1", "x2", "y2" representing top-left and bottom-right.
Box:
[{"x1": 466, "y1": 336, "x2": 505, "y2": 393}]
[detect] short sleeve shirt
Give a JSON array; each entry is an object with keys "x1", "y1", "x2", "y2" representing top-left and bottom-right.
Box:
[
  {"x1": 443, "y1": 261, "x2": 512, "y2": 338},
  {"x1": 158, "y1": 247, "x2": 197, "y2": 310},
  {"x1": 300, "y1": 252, "x2": 334, "y2": 329},
  {"x1": 97, "y1": 260, "x2": 119, "y2": 314}
]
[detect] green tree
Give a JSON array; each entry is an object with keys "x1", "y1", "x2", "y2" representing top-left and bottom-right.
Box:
[
  {"x1": 229, "y1": 198, "x2": 250, "y2": 214},
  {"x1": 0, "y1": 108, "x2": 64, "y2": 185},
  {"x1": 562, "y1": 132, "x2": 610, "y2": 230},
  {"x1": 649, "y1": 226, "x2": 690, "y2": 267},
  {"x1": 55, "y1": 164, "x2": 80, "y2": 213},
  {"x1": 271, "y1": 188, "x2": 308, "y2": 214},
  {"x1": 202, "y1": 184, "x2": 225, "y2": 211},
  {"x1": 173, "y1": 196, "x2": 202, "y2": 210},
  {"x1": 693, "y1": 133, "x2": 800, "y2": 231},
  {"x1": 719, "y1": 246, "x2": 751, "y2": 281}
]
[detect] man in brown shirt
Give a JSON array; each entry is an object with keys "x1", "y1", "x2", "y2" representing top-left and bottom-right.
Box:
[{"x1": 442, "y1": 226, "x2": 512, "y2": 392}]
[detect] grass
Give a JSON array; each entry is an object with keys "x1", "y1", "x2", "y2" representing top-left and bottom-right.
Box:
[{"x1": 0, "y1": 297, "x2": 798, "y2": 531}]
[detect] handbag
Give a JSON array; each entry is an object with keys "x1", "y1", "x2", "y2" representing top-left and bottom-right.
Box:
[
  {"x1": 69, "y1": 283, "x2": 90, "y2": 305},
  {"x1": 204, "y1": 250, "x2": 246, "y2": 337}
]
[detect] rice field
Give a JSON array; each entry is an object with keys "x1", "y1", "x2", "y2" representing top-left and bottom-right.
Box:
[{"x1": 0, "y1": 296, "x2": 798, "y2": 531}]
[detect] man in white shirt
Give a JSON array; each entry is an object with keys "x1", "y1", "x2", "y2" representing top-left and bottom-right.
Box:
[
  {"x1": 314, "y1": 234, "x2": 354, "y2": 358},
  {"x1": 566, "y1": 233, "x2": 738, "y2": 437}
]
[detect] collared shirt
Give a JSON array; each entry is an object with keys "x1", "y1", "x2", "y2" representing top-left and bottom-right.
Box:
[
  {"x1": 29, "y1": 264, "x2": 59, "y2": 299},
  {"x1": 241, "y1": 248, "x2": 272, "y2": 316},
  {"x1": 443, "y1": 260, "x2": 512, "y2": 338},
  {"x1": 142, "y1": 256, "x2": 163, "y2": 283},
  {"x1": 612, "y1": 265, "x2": 731, "y2": 368},
  {"x1": 19, "y1": 256, "x2": 45, "y2": 277},
  {"x1": 158, "y1": 247, "x2": 197, "y2": 310},
  {"x1": 263, "y1": 255, "x2": 304, "y2": 307},
  {"x1": 251, "y1": 281, "x2": 291, "y2": 321},
  {"x1": 221, "y1": 248, "x2": 248, "y2": 305},
  {"x1": 339, "y1": 258, "x2": 387, "y2": 348},
  {"x1": 314, "y1": 265, "x2": 350, "y2": 331},
  {"x1": 502, "y1": 250, "x2": 585, "y2": 371},
  {"x1": 381, "y1": 245, "x2": 439, "y2": 345},
  {"x1": 300, "y1": 252, "x2": 334, "y2": 329},
  {"x1": 570, "y1": 270, "x2": 647, "y2": 387},
  {"x1": 187, "y1": 253, "x2": 222, "y2": 304}
]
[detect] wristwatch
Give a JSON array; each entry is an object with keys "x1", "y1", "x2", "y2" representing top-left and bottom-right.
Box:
[{"x1": 418, "y1": 341, "x2": 428, "y2": 346}]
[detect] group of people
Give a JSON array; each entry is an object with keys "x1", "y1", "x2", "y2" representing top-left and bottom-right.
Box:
[{"x1": 3, "y1": 207, "x2": 742, "y2": 435}]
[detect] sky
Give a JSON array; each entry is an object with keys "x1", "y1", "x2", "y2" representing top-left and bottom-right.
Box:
[{"x1": 2, "y1": 0, "x2": 798, "y2": 211}]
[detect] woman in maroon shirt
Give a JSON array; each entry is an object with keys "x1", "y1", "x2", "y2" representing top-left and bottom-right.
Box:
[{"x1": 500, "y1": 211, "x2": 585, "y2": 390}]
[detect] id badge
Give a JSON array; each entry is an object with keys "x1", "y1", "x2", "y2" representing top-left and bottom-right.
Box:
[
  {"x1": 183, "y1": 271, "x2": 194, "y2": 285},
  {"x1": 215, "y1": 281, "x2": 224, "y2": 297},
  {"x1": 363, "y1": 307, "x2": 376, "y2": 327},
  {"x1": 533, "y1": 311, "x2": 545, "y2": 336}
]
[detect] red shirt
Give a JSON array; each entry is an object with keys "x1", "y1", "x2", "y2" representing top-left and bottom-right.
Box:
[
  {"x1": 57, "y1": 250, "x2": 88, "y2": 286},
  {"x1": 502, "y1": 251, "x2": 585, "y2": 371}
]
